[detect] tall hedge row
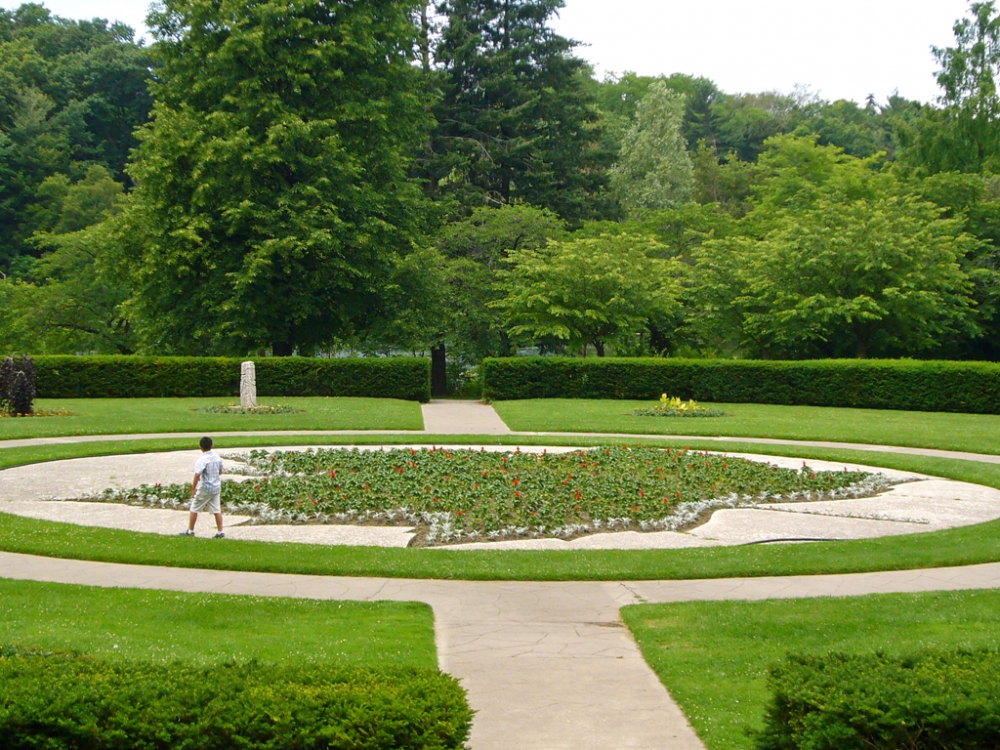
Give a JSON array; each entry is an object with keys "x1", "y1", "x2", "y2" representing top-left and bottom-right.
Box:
[
  {"x1": 481, "y1": 357, "x2": 1000, "y2": 413},
  {"x1": 756, "y1": 649, "x2": 1000, "y2": 750},
  {"x1": 33, "y1": 356, "x2": 432, "y2": 402},
  {"x1": 0, "y1": 649, "x2": 472, "y2": 750}
]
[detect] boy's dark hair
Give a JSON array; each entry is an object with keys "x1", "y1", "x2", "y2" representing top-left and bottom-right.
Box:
[{"x1": 200, "y1": 436, "x2": 213, "y2": 451}]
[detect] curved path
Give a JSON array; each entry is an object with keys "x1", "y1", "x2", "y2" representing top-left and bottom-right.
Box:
[{"x1": 3, "y1": 400, "x2": 1000, "y2": 749}]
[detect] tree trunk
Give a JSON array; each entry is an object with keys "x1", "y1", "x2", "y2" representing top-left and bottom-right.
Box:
[
  {"x1": 272, "y1": 340, "x2": 294, "y2": 357},
  {"x1": 595, "y1": 341, "x2": 606, "y2": 357},
  {"x1": 431, "y1": 343, "x2": 448, "y2": 398}
]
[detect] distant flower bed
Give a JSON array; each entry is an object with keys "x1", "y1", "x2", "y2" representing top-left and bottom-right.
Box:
[
  {"x1": 90, "y1": 446, "x2": 890, "y2": 546},
  {"x1": 196, "y1": 403, "x2": 302, "y2": 415},
  {"x1": 0, "y1": 408, "x2": 73, "y2": 418},
  {"x1": 633, "y1": 395, "x2": 728, "y2": 418}
]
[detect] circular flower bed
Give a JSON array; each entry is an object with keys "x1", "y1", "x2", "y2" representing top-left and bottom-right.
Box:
[{"x1": 94, "y1": 446, "x2": 892, "y2": 546}]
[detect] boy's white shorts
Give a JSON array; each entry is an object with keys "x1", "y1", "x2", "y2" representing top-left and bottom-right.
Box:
[{"x1": 190, "y1": 490, "x2": 221, "y2": 514}]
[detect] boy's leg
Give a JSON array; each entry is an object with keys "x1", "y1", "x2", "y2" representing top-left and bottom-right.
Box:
[
  {"x1": 213, "y1": 513, "x2": 223, "y2": 532},
  {"x1": 188, "y1": 511, "x2": 198, "y2": 531}
]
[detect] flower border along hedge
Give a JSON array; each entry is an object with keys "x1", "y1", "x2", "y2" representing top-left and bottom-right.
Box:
[
  {"x1": 0, "y1": 650, "x2": 472, "y2": 750},
  {"x1": 755, "y1": 649, "x2": 1000, "y2": 750},
  {"x1": 33, "y1": 356, "x2": 432, "y2": 402},
  {"x1": 480, "y1": 357, "x2": 1000, "y2": 414}
]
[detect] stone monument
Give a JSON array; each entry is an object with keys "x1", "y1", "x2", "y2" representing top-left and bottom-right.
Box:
[{"x1": 240, "y1": 360, "x2": 257, "y2": 409}]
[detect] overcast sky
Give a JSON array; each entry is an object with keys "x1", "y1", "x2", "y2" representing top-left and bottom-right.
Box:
[{"x1": 1, "y1": 0, "x2": 974, "y2": 105}]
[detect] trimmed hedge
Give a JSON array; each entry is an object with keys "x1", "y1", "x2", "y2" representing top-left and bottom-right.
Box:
[
  {"x1": 756, "y1": 649, "x2": 1000, "y2": 750},
  {"x1": 481, "y1": 357, "x2": 1000, "y2": 413},
  {"x1": 33, "y1": 356, "x2": 432, "y2": 402},
  {"x1": 0, "y1": 648, "x2": 472, "y2": 749}
]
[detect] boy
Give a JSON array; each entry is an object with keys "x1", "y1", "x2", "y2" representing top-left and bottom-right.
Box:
[{"x1": 179, "y1": 436, "x2": 225, "y2": 538}]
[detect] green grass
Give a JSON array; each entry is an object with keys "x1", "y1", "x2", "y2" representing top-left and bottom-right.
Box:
[
  {"x1": 4, "y1": 434, "x2": 1000, "y2": 580},
  {"x1": 621, "y1": 589, "x2": 1000, "y2": 750},
  {"x1": 0, "y1": 397, "x2": 423, "y2": 438},
  {"x1": 0, "y1": 577, "x2": 435, "y2": 667},
  {"x1": 493, "y1": 399, "x2": 1000, "y2": 455}
]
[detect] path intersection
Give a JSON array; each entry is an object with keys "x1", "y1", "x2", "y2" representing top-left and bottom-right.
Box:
[{"x1": 2, "y1": 400, "x2": 1000, "y2": 749}]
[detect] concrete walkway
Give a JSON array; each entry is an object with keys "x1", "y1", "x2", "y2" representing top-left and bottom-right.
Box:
[
  {"x1": 3, "y1": 551, "x2": 1000, "y2": 749},
  {"x1": 421, "y1": 400, "x2": 512, "y2": 434}
]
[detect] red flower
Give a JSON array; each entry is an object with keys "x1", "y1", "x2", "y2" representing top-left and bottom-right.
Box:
[
  {"x1": 512, "y1": 479, "x2": 519, "y2": 486},
  {"x1": 639, "y1": 490, "x2": 645, "y2": 498},
  {"x1": 633, "y1": 505, "x2": 639, "y2": 512},
  {"x1": 457, "y1": 509, "x2": 463, "y2": 516},
  {"x1": 330, "y1": 471, "x2": 336, "y2": 478},
  {"x1": 363, "y1": 484, "x2": 370, "y2": 490}
]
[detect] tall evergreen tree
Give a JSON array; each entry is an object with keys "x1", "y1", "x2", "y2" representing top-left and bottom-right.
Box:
[
  {"x1": 611, "y1": 81, "x2": 695, "y2": 216},
  {"x1": 431, "y1": 0, "x2": 611, "y2": 223}
]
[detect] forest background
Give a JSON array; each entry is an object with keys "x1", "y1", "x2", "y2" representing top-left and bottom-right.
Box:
[{"x1": 3, "y1": 0, "x2": 1000, "y2": 391}]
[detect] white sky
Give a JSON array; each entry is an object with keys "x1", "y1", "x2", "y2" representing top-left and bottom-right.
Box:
[{"x1": 1, "y1": 0, "x2": 974, "y2": 105}]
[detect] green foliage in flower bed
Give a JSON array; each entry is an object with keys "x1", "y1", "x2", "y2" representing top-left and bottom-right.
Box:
[
  {"x1": 633, "y1": 395, "x2": 728, "y2": 418},
  {"x1": 94, "y1": 446, "x2": 885, "y2": 546},
  {"x1": 33, "y1": 355, "x2": 432, "y2": 401},
  {"x1": 481, "y1": 357, "x2": 1000, "y2": 414},
  {"x1": 0, "y1": 651, "x2": 472, "y2": 750},
  {"x1": 196, "y1": 403, "x2": 302, "y2": 415},
  {"x1": 756, "y1": 649, "x2": 1000, "y2": 750}
]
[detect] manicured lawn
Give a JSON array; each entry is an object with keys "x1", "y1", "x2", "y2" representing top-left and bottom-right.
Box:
[
  {"x1": 3, "y1": 435, "x2": 1000, "y2": 580},
  {"x1": 493, "y1": 399, "x2": 1000, "y2": 454},
  {"x1": 0, "y1": 577, "x2": 436, "y2": 668},
  {"x1": 0, "y1": 397, "x2": 423, "y2": 438},
  {"x1": 621, "y1": 589, "x2": 1000, "y2": 750}
]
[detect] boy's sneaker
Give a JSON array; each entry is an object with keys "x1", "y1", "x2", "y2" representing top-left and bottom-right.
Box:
[
  {"x1": 213, "y1": 532, "x2": 225, "y2": 539},
  {"x1": 178, "y1": 530, "x2": 195, "y2": 537}
]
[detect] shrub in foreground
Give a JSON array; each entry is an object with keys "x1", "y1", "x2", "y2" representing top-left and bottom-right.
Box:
[
  {"x1": 481, "y1": 356, "x2": 1000, "y2": 413},
  {"x1": 0, "y1": 649, "x2": 472, "y2": 749},
  {"x1": 756, "y1": 649, "x2": 1000, "y2": 750},
  {"x1": 32, "y1": 355, "x2": 432, "y2": 401}
]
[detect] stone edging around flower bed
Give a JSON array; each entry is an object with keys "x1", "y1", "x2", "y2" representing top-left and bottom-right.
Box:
[{"x1": 2, "y1": 445, "x2": 1000, "y2": 550}]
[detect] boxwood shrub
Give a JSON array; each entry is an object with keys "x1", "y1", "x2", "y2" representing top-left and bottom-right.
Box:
[
  {"x1": 756, "y1": 649, "x2": 1000, "y2": 750},
  {"x1": 0, "y1": 648, "x2": 471, "y2": 749},
  {"x1": 33, "y1": 356, "x2": 432, "y2": 402},
  {"x1": 481, "y1": 357, "x2": 1000, "y2": 413}
]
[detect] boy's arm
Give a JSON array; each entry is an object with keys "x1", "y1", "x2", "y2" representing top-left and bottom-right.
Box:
[{"x1": 191, "y1": 473, "x2": 200, "y2": 495}]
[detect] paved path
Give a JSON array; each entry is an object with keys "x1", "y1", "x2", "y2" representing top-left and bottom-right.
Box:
[
  {"x1": 421, "y1": 400, "x2": 512, "y2": 434},
  {"x1": 3, "y1": 551, "x2": 1000, "y2": 749}
]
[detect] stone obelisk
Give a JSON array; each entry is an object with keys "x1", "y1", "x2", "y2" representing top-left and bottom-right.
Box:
[{"x1": 240, "y1": 361, "x2": 257, "y2": 409}]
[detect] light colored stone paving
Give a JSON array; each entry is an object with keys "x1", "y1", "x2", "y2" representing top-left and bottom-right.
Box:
[
  {"x1": 421, "y1": 400, "x2": 512, "y2": 434},
  {"x1": 3, "y1": 446, "x2": 999, "y2": 550},
  {"x1": 3, "y1": 551, "x2": 1000, "y2": 749}
]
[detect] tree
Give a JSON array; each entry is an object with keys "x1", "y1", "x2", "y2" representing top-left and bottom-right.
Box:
[
  {"x1": 431, "y1": 0, "x2": 611, "y2": 223},
  {"x1": 0, "y1": 5, "x2": 152, "y2": 269},
  {"x1": 122, "y1": 0, "x2": 428, "y2": 356},
  {"x1": 899, "y1": 1, "x2": 1000, "y2": 173},
  {"x1": 495, "y1": 233, "x2": 680, "y2": 356},
  {"x1": 694, "y1": 196, "x2": 979, "y2": 358},
  {"x1": 610, "y1": 81, "x2": 695, "y2": 215},
  {"x1": 0, "y1": 165, "x2": 133, "y2": 354}
]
